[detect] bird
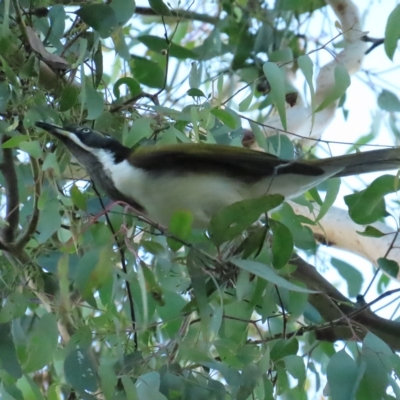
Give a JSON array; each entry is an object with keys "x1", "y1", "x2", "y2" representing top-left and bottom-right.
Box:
[{"x1": 35, "y1": 121, "x2": 400, "y2": 228}]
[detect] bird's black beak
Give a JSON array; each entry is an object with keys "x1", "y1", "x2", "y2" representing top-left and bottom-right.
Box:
[{"x1": 35, "y1": 122, "x2": 74, "y2": 140}]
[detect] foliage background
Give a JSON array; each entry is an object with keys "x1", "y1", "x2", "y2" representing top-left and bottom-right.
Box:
[{"x1": 1, "y1": 0, "x2": 400, "y2": 399}]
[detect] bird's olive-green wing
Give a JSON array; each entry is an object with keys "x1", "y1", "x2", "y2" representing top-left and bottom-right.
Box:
[{"x1": 130, "y1": 143, "x2": 325, "y2": 182}]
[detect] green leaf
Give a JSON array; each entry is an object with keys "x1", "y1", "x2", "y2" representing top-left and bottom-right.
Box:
[
  {"x1": 232, "y1": 25, "x2": 253, "y2": 70},
  {"x1": 238, "y1": 85, "x2": 254, "y2": 112},
  {"x1": 266, "y1": 134, "x2": 295, "y2": 159},
  {"x1": 273, "y1": 202, "x2": 316, "y2": 250},
  {"x1": 315, "y1": 64, "x2": 350, "y2": 113},
  {"x1": 76, "y1": 4, "x2": 118, "y2": 38},
  {"x1": 85, "y1": 85, "x2": 104, "y2": 120},
  {"x1": 70, "y1": 184, "x2": 87, "y2": 211},
  {"x1": 263, "y1": 62, "x2": 287, "y2": 129},
  {"x1": 138, "y1": 35, "x2": 197, "y2": 59},
  {"x1": 298, "y1": 55, "x2": 315, "y2": 100},
  {"x1": 210, "y1": 108, "x2": 238, "y2": 129},
  {"x1": 278, "y1": 0, "x2": 325, "y2": 13},
  {"x1": 0, "y1": 323, "x2": 22, "y2": 378},
  {"x1": 98, "y1": 364, "x2": 118, "y2": 400},
  {"x1": 268, "y1": 48, "x2": 293, "y2": 63},
  {"x1": 330, "y1": 258, "x2": 363, "y2": 298},
  {"x1": 148, "y1": 0, "x2": 171, "y2": 15},
  {"x1": 167, "y1": 210, "x2": 193, "y2": 252},
  {"x1": 316, "y1": 178, "x2": 340, "y2": 221},
  {"x1": 42, "y1": 152, "x2": 60, "y2": 175},
  {"x1": 0, "y1": 292, "x2": 28, "y2": 323},
  {"x1": 0, "y1": 81, "x2": 11, "y2": 113},
  {"x1": 187, "y1": 88, "x2": 206, "y2": 97},
  {"x1": 356, "y1": 225, "x2": 385, "y2": 238},
  {"x1": 24, "y1": 313, "x2": 59, "y2": 372},
  {"x1": 344, "y1": 175, "x2": 397, "y2": 224},
  {"x1": 270, "y1": 338, "x2": 299, "y2": 361},
  {"x1": 236, "y1": 363, "x2": 262, "y2": 400},
  {"x1": 113, "y1": 77, "x2": 141, "y2": 99},
  {"x1": 208, "y1": 195, "x2": 284, "y2": 246},
  {"x1": 59, "y1": 86, "x2": 79, "y2": 111},
  {"x1": 2, "y1": 135, "x2": 29, "y2": 148},
  {"x1": 19, "y1": 140, "x2": 42, "y2": 158},
  {"x1": 110, "y1": 0, "x2": 136, "y2": 26},
  {"x1": 124, "y1": 117, "x2": 153, "y2": 147},
  {"x1": 231, "y1": 259, "x2": 316, "y2": 293},
  {"x1": 284, "y1": 355, "x2": 306, "y2": 387},
  {"x1": 71, "y1": 38, "x2": 87, "y2": 68},
  {"x1": 187, "y1": 250, "x2": 212, "y2": 339},
  {"x1": 64, "y1": 347, "x2": 98, "y2": 393},
  {"x1": 156, "y1": 291, "x2": 186, "y2": 338},
  {"x1": 377, "y1": 89, "x2": 400, "y2": 112},
  {"x1": 385, "y1": 5, "x2": 400, "y2": 60},
  {"x1": 270, "y1": 220, "x2": 293, "y2": 269},
  {"x1": 327, "y1": 350, "x2": 359, "y2": 400},
  {"x1": 130, "y1": 56, "x2": 165, "y2": 88},
  {"x1": 377, "y1": 257, "x2": 399, "y2": 278}
]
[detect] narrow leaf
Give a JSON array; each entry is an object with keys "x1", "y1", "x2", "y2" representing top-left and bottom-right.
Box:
[
  {"x1": 263, "y1": 62, "x2": 287, "y2": 129},
  {"x1": 385, "y1": 5, "x2": 400, "y2": 60},
  {"x1": 315, "y1": 64, "x2": 350, "y2": 113},
  {"x1": 231, "y1": 259, "x2": 316, "y2": 293}
]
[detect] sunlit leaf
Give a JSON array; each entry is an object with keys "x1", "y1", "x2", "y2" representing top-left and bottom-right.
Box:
[
  {"x1": 384, "y1": 5, "x2": 400, "y2": 60},
  {"x1": 263, "y1": 62, "x2": 287, "y2": 129}
]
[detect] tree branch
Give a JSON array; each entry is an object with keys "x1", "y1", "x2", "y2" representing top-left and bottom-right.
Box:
[
  {"x1": 291, "y1": 255, "x2": 400, "y2": 350},
  {"x1": 16, "y1": 156, "x2": 41, "y2": 249},
  {"x1": 0, "y1": 138, "x2": 20, "y2": 243}
]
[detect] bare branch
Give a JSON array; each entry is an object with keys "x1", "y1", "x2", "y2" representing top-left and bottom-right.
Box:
[
  {"x1": 0, "y1": 137, "x2": 20, "y2": 243},
  {"x1": 16, "y1": 156, "x2": 41, "y2": 249},
  {"x1": 291, "y1": 255, "x2": 400, "y2": 350}
]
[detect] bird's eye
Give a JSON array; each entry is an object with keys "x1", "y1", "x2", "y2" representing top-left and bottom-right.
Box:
[{"x1": 81, "y1": 128, "x2": 91, "y2": 134}]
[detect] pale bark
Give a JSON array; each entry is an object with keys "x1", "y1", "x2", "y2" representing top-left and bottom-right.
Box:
[{"x1": 264, "y1": 0, "x2": 368, "y2": 141}]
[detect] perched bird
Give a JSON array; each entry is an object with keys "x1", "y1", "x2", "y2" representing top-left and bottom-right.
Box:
[{"x1": 36, "y1": 122, "x2": 400, "y2": 228}]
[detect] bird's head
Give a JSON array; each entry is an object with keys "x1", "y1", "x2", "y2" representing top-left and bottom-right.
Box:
[{"x1": 35, "y1": 122, "x2": 130, "y2": 165}]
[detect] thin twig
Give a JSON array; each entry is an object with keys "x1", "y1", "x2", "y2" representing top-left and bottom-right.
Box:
[{"x1": 92, "y1": 184, "x2": 138, "y2": 350}]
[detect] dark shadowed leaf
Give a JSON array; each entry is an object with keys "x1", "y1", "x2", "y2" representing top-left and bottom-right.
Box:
[
  {"x1": 270, "y1": 220, "x2": 293, "y2": 269},
  {"x1": 64, "y1": 347, "x2": 98, "y2": 392},
  {"x1": 59, "y1": 86, "x2": 79, "y2": 111},
  {"x1": 130, "y1": 56, "x2": 165, "y2": 88},
  {"x1": 0, "y1": 323, "x2": 22, "y2": 378},
  {"x1": 208, "y1": 195, "x2": 284, "y2": 246},
  {"x1": 76, "y1": 4, "x2": 118, "y2": 38},
  {"x1": 377, "y1": 257, "x2": 399, "y2": 278},
  {"x1": 110, "y1": 0, "x2": 136, "y2": 26},
  {"x1": 149, "y1": 0, "x2": 171, "y2": 15},
  {"x1": 23, "y1": 313, "x2": 58, "y2": 372}
]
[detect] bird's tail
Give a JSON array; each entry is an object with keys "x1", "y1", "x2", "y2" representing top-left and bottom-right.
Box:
[{"x1": 310, "y1": 148, "x2": 400, "y2": 178}]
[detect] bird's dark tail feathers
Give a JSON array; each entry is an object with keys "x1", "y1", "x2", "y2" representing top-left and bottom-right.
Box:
[{"x1": 311, "y1": 148, "x2": 400, "y2": 178}]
